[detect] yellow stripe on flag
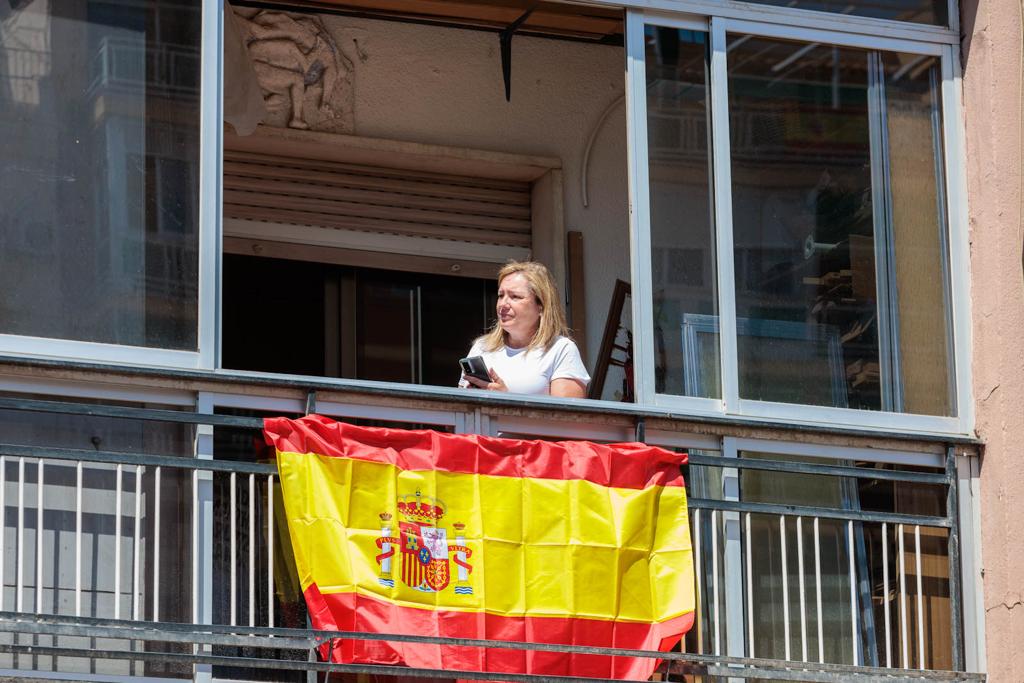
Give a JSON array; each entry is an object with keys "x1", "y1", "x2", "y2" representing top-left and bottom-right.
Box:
[{"x1": 277, "y1": 450, "x2": 694, "y2": 624}]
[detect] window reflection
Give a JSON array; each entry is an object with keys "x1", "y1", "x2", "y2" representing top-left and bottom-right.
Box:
[
  {"x1": 726, "y1": 36, "x2": 953, "y2": 415},
  {"x1": 644, "y1": 26, "x2": 719, "y2": 398},
  {"x1": 0, "y1": 0, "x2": 200, "y2": 349}
]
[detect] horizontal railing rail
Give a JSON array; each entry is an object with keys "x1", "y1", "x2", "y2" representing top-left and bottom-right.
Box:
[
  {"x1": 688, "y1": 497, "x2": 949, "y2": 527},
  {"x1": 0, "y1": 614, "x2": 985, "y2": 683},
  {"x1": 0, "y1": 355, "x2": 983, "y2": 445},
  {"x1": 687, "y1": 453, "x2": 950, "y2": 484}
]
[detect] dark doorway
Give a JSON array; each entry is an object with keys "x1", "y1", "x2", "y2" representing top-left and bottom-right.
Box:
[{"x1": 223, "y1": 254, "x2": 494, "y2": 386}]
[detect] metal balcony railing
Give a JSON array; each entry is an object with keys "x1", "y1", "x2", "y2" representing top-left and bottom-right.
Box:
[
  {"x1": 88, "y1": 36, "x2": 199, "y2": 99},
  {"x1": 0, "y1": 393, "x2": 983, "y2": 682}
]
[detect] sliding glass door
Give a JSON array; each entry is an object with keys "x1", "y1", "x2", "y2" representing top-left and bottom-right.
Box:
[{"x1": 626, "y1": 10, "x2": 961, "y2": 432}]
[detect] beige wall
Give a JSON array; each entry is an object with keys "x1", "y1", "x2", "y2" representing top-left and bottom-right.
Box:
[
  {"x1": 316, "y1": 15, "x2": 631, "y2": 394},
  {"x1": 960, "y1": 0, "x2": 1024, "y2": 678}
]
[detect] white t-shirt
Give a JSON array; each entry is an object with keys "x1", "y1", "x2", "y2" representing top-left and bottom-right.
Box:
[{"x1": 458, "y1": 336, "x2": 591, "y2": 396}]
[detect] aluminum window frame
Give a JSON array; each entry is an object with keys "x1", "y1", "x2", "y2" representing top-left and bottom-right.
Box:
[
  {"x1": 626, "y1": 9, "x2": 973, "y2": 436},
  {"x1": 586, "y1": 0, "x2": 958, "y2": 43},
  {"x1": 205, "y1": 392, "x2": 466, "y2": 433},
  {"x1": 0, "y1": 0, "x2": 972, "y2": 438},
  {"x1": 0, "y1": 0, "x2": 221, "y2": 371}
]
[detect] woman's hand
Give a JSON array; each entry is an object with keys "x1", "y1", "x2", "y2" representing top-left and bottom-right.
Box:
[{"x1": 463, "y1": 368, "x2": 508, "y2": 392}]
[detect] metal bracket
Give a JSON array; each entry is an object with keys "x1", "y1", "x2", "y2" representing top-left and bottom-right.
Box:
[
  {"x1": 499, "y1": 7, "x2": 535, "y2": 101},
  {"x1": 305, "y1": 390, "x2": 318, "y2": 416}
]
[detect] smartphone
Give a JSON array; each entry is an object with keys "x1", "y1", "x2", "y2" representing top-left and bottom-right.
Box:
[{"x1": 459, "y1": 356, "x2": 491, "y2": 384}]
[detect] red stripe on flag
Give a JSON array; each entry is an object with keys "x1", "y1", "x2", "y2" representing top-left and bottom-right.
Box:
[
  {"x1": 303, "y1": 585, "x2": 693, "y2": 679},
  {"x1": 265, "y1": 416, "x2": 687, "y2": 490}
]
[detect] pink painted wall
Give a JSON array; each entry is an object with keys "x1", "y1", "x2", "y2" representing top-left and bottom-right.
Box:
[{"x1": 960, "y1": 0, "x2": 1024, "y2": 677}]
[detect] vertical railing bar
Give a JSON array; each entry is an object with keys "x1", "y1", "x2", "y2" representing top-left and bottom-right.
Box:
[
  {"x1": 745, "y1": 512, "x2": 753, "y2": 658},
  {"x1": 814, "y1": 516, "x2": 823, "y2": 664},
  {"x1": 192, "y1": 469, "x2": 198, "y2": 626},
  {"x1": 0, "y1": 456, "x2": 5, "y2": 613},
  {"x1": 719, "y1": 453, "x2": 745, "y2": 664},
  {"x1": 780, "y1": 515, "x2": 791, "y2": 661},
  {"x1": 711, "y1": 509, "x2": 721, "y2": 657},
  {"x1": 74, "y1": 461, "x2": 82, "y2": 618},
  {"x1": 267, "y1": 474, "x2": 275, "y2": 628},
  {"x1": 132, "y1": 465, "x2": 142, "y2": 622},
  {"x1": 154, "y1": 466, "x2": 161, "y2": 623},
  {"x1": 945, "y1": 446, "x2": 964, "y2": 672},
  {"x1": 249, "y1": 472, "x2": 256, "y2": 629},
  {"x1": 35, "y1": 459, "x2": 43, "y2": 614},
  {"x1": 693, "y1": 508, "x2": 702, "y2": 655},
  {"x1": 848, "y1": 519, "x2": 858, "y2": 666},
  {"x1": 883, "y1": 521, "x2": 891, "y2": 668},
  {"x1": 230, "y1": 471, "x2": 237, "y2": 627},
  {"x1": 915, "y1": 524, "x2": 925, "y2": 670},
  {"x1": 797, "y1": 516, "x2": 808, "y2": 662},
  {"x1": 0, "y1": 456, "x2": 6, "y2": 612},
  {"x1": 899, "y1": 523, "x2": 909, "y2": 669},
  {"x1": 16, "y1": 457, "x2": 24, "y2": 613},
  {"x1": 114, "y1": 464, "x2": 122, "y2": 621}
]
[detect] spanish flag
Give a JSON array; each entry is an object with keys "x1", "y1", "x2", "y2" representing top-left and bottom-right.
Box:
[{"x1": 265, "y1": 415, "x2": 695, "y2": 679}]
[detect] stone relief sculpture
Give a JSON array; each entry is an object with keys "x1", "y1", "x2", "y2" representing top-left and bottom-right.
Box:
[{"x1": 231, "y1": 8, "x2": 354, "y2": 133}]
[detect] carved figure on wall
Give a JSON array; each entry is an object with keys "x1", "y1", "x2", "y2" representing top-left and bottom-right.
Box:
[{"x1": 232, "y1": 8, "x2": 354, "y2": 133}]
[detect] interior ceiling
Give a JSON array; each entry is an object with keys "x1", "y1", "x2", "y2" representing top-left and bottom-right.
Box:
[{"x1": 234, "y1": 0, "x2": 625, "y2": 42}]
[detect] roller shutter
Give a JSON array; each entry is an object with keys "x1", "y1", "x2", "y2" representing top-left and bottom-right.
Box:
[{"x1": 223, "y1": 149, "x2": 532, "y2": 250}]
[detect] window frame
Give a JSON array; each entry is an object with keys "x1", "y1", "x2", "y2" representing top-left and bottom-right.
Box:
[
  {"x1": 0, "y1": 0, "x2": 972, "y2": 437},
  {"x1": 625, "y1": 9, "x2": 973, "y2": 435},
  {"x1": 583, "y1": 0, "x2": 960, "y2": 42},
  {"x1": 0, "y1": 0, "x2": 217, "y2": 369}
]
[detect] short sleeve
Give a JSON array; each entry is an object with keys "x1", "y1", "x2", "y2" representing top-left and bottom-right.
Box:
[
  {"x1": 457, "y1": 339, "x2": 484, "y2": 388},
  {"x1": 549, "y1": 338, "x2": 591, "y2": 387}
]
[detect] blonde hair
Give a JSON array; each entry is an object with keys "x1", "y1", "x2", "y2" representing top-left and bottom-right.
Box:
[{"x1": 479, "y1": 261, "x2": 571, "y2": 353}]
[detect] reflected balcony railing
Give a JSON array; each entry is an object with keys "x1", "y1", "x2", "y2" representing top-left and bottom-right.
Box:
[{"x1": 88, "y1": 36, "x2": 200, "y2": 99}]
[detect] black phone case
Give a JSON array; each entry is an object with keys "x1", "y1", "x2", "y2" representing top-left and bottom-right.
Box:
[{"x1": 460, "y1": 356, "x2": 490, "y2": 382}]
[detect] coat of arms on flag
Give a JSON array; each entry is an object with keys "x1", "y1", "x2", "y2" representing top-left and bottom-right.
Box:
[
  {"x1": 375, "y1": 492, "x2": 473, "y2": 594},
  {"x1": 265, "y1": 414, "x2": 694, "y2": 680}
]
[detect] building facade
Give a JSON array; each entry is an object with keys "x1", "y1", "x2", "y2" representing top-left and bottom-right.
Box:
[{"x1": 0, "y1": 0, "x2": 1020, "y2": 680}]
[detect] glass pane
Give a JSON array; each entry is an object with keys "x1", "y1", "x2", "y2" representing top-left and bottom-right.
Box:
[
  {"x1": 0, "y1": 0, "x2": 201, "y2": 349},
  {"x1": 881, "y1": 52, "x2": 954, "y2": 417},
  {"x1": 727, "y1": 36, "x2": 954, "y2": 415},
  {"x1": 741, "y1": 0, "x2": 947, "y2": 26},
  {"x1": 643, "y1": 25, "x2": 719, "y2": 398}
]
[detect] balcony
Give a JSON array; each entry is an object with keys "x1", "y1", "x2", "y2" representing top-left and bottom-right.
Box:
[
  {"x1": 88, "y1": 36, "x2": 200, "y2": 100},
  {"x1": 0, "y1": 363, "x2": 984, "y2": 683}
]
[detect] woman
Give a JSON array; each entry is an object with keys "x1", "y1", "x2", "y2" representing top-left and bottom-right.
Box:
[{"x1": 459, "y1": 261, "x2": 590, "y2": 398}]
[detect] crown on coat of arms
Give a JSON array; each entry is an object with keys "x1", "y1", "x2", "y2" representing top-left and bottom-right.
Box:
[
  {"x1": 379, "y1": 512, "x2": 392, "y2": 522},
  {"x1": 397, "y1": 491, "x2": 445, "y2": 524}
]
